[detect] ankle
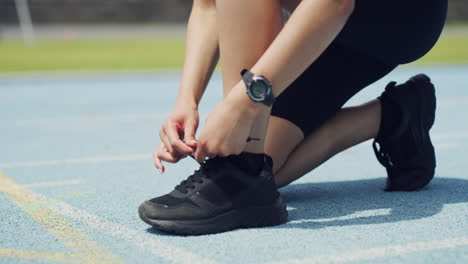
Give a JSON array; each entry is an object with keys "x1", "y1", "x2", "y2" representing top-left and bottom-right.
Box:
[
  {"x1": 376, "y1": 96, "x2": 401, "y2": 140},
  {"x1": 229, "y1": 152, "x2": 271, "y2": 175},
  {"x1": 244, "y1": 138, "x2": 265, "y2": 153}
]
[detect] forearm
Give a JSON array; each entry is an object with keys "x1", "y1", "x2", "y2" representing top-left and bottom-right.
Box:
[
  {"x1": 229, "y1": 0, "x2": 355, "y2": 112},
  {"x1": 177, "y1": 2, "x2": 219, "y2": 107}
]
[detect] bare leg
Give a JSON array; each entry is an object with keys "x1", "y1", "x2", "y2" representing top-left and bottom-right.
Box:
[
  {"x1": 265, "y1": 99, "x2": 382, "y2": 187},
  {"x1": 216, "y1": 0, "x2": 381, "y2": 185},
  {"x1": 216, "y1": 0, "x2": 283, "y2": 153}
]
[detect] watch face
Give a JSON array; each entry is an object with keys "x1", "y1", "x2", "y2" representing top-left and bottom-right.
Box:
[{"x1": 250, "y1": 80, "x2": 268, "y2": 100}]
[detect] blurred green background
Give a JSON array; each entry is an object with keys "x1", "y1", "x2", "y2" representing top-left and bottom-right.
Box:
[{"x1": 1, "y1": 0, "x2": 467, "y2": 72}]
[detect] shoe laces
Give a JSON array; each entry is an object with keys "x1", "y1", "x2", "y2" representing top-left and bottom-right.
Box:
[{"x1": 175, "y1": 157, "x2": 222, "y2": 194}]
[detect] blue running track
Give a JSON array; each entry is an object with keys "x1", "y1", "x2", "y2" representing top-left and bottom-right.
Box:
[{"x1": 1, "y1": 66, "x2": 467, "y2": 264}]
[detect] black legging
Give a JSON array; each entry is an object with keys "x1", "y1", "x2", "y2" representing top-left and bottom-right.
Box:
[{"x1": 271, "y1": 0, "x2": 447, "y2": 136}]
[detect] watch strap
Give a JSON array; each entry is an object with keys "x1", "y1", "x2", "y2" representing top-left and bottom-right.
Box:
[
  {"x1": 241, "y1": 69, "x2": 254, "y2": 87},
  {"x1": 263, "y1": 88, "x2": 275, "y2": 106}
]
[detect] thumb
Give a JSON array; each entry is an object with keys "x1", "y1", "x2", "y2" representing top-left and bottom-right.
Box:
[{"x1": 183, "y1": 120, "x2": 198, "y2": 147}]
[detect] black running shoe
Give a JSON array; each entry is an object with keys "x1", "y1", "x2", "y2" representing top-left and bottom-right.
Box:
[
  {"x1": 139, "y1": 153, "x2": 288, "y2": 235},
  {"x1": 373, "y1": 74, "x2": 436, "y2": 191}
]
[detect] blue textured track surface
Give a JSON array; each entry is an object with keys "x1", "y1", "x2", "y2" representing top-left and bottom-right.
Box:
[{"x1": 1, "y1": 66, "x2": 467, "y2": 264}]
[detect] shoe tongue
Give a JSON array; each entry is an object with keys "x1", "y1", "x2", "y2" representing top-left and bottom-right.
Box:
[{"x1": 227, "y1": 152, "x2": 267, "y2": 175}]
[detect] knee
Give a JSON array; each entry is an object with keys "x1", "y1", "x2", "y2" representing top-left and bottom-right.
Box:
[
  {"x1": 333, "y1": 0, "x2": 355, "y2": 16},
  {"x1": 194, "y1": 0, "x2": 215, "y2": 9},
  {"x1": 280, "y1": 0, "x2": 301, "y2": 13}
]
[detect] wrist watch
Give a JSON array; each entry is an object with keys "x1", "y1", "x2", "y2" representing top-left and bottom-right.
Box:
[{"x1": 240, "y1": 69, "x2": 275, "y2": 107}]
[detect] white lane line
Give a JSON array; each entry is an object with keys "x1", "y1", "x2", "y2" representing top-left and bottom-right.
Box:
[
  {"x1": 356, "y1": 131, "x2": 467, "y2": 151},
  {"x1": 0, "y1": 154, "x2": 151, "y2": 169},
  {"x1": 432, "y1": 132, "x2": 468, "y2": 140},
  {"x1": 47, "y1": 199, "x2": 218, "y2": 264},
  {"x1": 434, "y1": 142, "x2": 459, "y2": 150},
  {"x1": 266, "y1": 237, "x2": 468, "y2": 264},
  {"x1": 438, "y1": 96, "x2": 468, "y2": 106},
  {"x1": 288, "y1": 209, "x2": 391, "y2": 225},
  {"x1": 0, "y1": 113, "x2": 168, "y2": 128},
  {"x1": 22, "y1": 180, "x2": 83, "y2": 188},
  {"x1": 1, "y1": 131, "x2": 467, "y2": 169},
  {"x1": 351, "y1": 140, "x2": 458, "y2": 151}
]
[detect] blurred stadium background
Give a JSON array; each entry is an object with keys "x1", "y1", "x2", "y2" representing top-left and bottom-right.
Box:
[{"x1": 0, "y1": 0, "x2": 468, "y2": 72}]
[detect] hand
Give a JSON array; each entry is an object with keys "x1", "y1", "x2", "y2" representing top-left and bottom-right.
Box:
[
  {"x1": 153, "y1": 101, "x2": 199, "y2": 173},
  {"x1": 194, "y1": 86, "x2": 261, "y2": 162}
]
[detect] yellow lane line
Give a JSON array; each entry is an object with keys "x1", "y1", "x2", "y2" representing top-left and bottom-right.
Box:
[
  {"x1": 0, "y1": 249, "x2": 80, "y2": 263},
  {"x1": 23, "y1": 191, "x2": 92, "y2": 212},
  {"x1": 0, "y1": 172, "x2": 124, "y2": 264}
]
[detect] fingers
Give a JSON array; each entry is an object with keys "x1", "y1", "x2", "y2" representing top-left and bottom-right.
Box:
[
  {"x1": 194, "y1": 139, "x2": 219, "y2": 163},
  {"x1": 158, "y1": 150, "x2": 185, "y2": 163},
  {"x1": 194, "y1": 139, "x2": 208, "y2": 163},
  {"x1": 153, "y1": 144, "x2": 186, "y2": 173},
  {"x1": 159, "y1": 126, "x2": 192, "y2": 157},
  {"x1": 194, "y1": 147, "x2": 207, "y2": 163},
  {"x1": 194, "y1": 134, "x2": 247, "y2": 161},
  {"x1": 183, "y1": 120, "x2": 198, "y2": 148},
  {"x1": 159, "y1": 129, "x2": 173, "y2": 154},
  {"x1": 164, "y1": 123, "x2": 194, "y2": 155},
  {"x1": 152, "y1": 151, "x2": 165, "y2": 173}
]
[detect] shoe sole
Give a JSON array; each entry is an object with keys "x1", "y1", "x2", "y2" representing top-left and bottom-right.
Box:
[{"x1": 139, "y1": 196, "x2": 288, "y2": 235}]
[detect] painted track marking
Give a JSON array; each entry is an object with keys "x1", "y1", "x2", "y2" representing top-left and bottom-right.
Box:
[
  {"x1": 1, "y1": 129, "x2": 465, "y2": 170},
  {"x1": 266, "y1": 237, "x2": 468, "y2": 264},
  {"x1": 288, "y1": 209, "x2": 391, "y2": 225},
  {"x1": 0, "y1": 249, "x2": 81, "y2": 264},
  {"x1": 0, "y1": 172, "x2": 218, "y2": 264},
  {"x1": 0, "y1": 112, "x2": 167, "y2": 128},
  {"x1": 0, "y1": 172, "x2": 123, "y2": 264},
  {"x1": 22, "y1": 191, "x2": 92, "y2": 212},
  {"x1": 2, "y1": 131, "x2": 465, "y2": 169},
  {"x1": 23, "y1": 179, "x2": 83, "y2": 188},
  {"x1": 438, "y1": 96, "x2": 468, "y2": 106},
  {"x1": 0, "y1": 154, "x2": 150, "y2": 169},
  {"x1": 46, "y1": 197, "x2": 219, "y2": 264}
]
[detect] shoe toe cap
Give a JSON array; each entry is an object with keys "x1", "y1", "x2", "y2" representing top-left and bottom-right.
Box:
[
  {"x1": 139, "y1": 199, "x2": 210, "y2": 221},
  {"x1": 139, "y1": 200, "x2": 164, "y2": 219}
]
